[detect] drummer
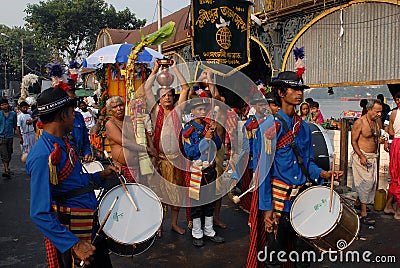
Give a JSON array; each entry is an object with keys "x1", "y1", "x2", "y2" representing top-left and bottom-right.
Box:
[
  {"x1": 26, "y1": 87, "x2": 119, "y2": 267},
  {"x1": 231, "y1": 92, "x2": 268, "y2": 212},
  {"x1": 246, "y1": 71, "x2": 342, "y2": 268}
]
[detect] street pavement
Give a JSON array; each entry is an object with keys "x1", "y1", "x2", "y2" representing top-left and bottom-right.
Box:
[{"x1": 0, "y1": 137, "x2": 399, "y2": 267}]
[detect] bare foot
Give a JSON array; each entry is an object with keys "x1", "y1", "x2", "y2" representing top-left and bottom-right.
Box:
[
  {"x1": 213, "y1": 219, "x2": 227, "y2": 229},
  {"x1": 384, "y1": 207, "x2": 396, "y2": 214},
  {"x1": 394, "y1": 212, "x2": 400, "y2": 220},
  {"x1": 171, "y1": 224, "x2": 186, "y2": 235}
]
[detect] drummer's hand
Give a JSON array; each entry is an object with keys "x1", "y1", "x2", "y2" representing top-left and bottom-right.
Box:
[
  {"x1": 82, "y1": 154, "x2": 95, "y2": 163},
  {"x1": 71, "y1": 240, "x2": 95, "y2": 266},
  {"x1": 320, "y1": 170, "x2": 343, "y2": 181},
  {"x1": 263, "y1": 210, "x2": 276, "y2": 229},
  {"x1": 100, "y1": 165, "x2": 120, "y2": 179}
]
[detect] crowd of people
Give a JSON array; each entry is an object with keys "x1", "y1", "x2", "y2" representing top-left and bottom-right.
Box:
[{"x1": 1, "y1": 59, "x2": 394, "y2": 268}]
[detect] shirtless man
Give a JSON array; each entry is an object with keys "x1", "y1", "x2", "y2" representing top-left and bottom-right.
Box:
[
  {"x1": 105, "y1": 96, "x2": 156, "y2": 182},
  {"x1": 144, "y1": 60, "x2": 190, "y2": 235},
  {"x1": 351, "y1": 99, "x2": 383, "y2": 225}
]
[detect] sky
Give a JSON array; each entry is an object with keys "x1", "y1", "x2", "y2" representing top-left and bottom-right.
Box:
[{"x1": 0, "y1": 0, "x2": 190, "y2": 28}]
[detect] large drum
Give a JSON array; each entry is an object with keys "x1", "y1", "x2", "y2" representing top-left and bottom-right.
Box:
[
  {"x1": 98, "y1": 183, "x2": 163, "y2": 256},
  {"x1": 290, "y1": 186, "x2": 359, "y2": 252},
  {"x1": 308, "y1": 122, "x2": 333, "y2": 171}
]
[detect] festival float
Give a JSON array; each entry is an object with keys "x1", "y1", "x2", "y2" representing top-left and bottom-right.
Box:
[{"x1": 85, "y1": 22, "x2": 176, "y2": 161}]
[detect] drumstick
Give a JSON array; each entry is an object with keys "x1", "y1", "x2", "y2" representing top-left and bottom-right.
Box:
[
  {"x1": 232, "y1": 185, "x2": 255, "y2": 204},
  {"x1": 80, "y1": 195, "x2": 119, "y2": 267},
  {"x1": 329, "y1": 155, "x2": 336, "y2": 212},
  {"x1": 103, "y1": 151, "x2": 139, "y2": 211}
]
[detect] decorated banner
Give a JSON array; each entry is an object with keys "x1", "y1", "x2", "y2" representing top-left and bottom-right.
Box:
[{"x1": 191, "y1": 0, "x2": 252, "y2": 76}]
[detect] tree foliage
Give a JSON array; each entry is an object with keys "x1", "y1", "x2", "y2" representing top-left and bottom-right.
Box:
[
  {"x1": 0, "y1": 25, "x2": 50, "y2": 83},
  {"x1": 25, "y1": 0, "x2": 146, "y2": 61}
]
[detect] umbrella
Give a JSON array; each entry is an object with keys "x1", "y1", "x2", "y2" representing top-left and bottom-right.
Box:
[{"x1": 82, "y1": 43, "x2": 163, "y2": 69}]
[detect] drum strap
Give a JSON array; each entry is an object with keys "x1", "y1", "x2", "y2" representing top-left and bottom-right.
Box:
[
  {"x1": 52, "y1": 182, "x2": 96, "y2": 203},
  {"x1": 274, "y1": 114, "x2": 313, "y2": 186}
]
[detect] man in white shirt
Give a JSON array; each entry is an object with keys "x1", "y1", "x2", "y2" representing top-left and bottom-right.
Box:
[
  {"x1": 17, "y1": 101, "x2": 36, "y2": 158},
  {"x1": 78, "y1": 101, "x2": 98, "y2": 132}
]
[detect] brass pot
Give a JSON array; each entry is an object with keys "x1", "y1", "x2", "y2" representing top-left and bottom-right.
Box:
[{"x1": 157, "y1": 67, "x2": 174, "y2": 87}]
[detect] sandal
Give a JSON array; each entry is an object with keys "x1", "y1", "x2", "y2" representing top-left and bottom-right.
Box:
[
  {"x1": 2, "y1": 172, "x2": 10, "y2": 178},
  {"x1": 360, "y1": 216, "x2": 375, "y2": 226}
]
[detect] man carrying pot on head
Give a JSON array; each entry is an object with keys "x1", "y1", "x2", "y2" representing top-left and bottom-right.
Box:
[{"x1": 143, "y1": 59, "x2": 190, "y2": 236}]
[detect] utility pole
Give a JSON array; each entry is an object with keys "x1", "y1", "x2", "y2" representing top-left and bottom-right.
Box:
[
  {"x1": 21, "y1": 38, "x2": 24, "y2": 78},
  {"x1": 3, "y1": 61, "x2": 6, "y2": 90},
  {"x1": 157, "y1": 0, "x2": 162, "y2": 54}
]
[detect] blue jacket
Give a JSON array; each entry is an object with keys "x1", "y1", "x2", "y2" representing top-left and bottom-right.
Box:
[
  {"x1": 26, "y1": 131, "x2": 102, "y2": 253},
  {"x1": 182, "y1": 120, "x2": 222, "y2": 162},
  {"x1": 258, "y1": 110, "x2": 322, "y2": 211},
  {"x1": 71, "y1": 112, "x2": 91, "y2": 157},
  {"x1": 230, "y1": 114, "x2": 264, "y2": 180}
]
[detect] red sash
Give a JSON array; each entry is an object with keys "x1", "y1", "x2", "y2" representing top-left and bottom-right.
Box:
[
  {"x1": 245, "y1": 116, "x2": 265, "y2": 131},
  {"x1": 58, "y1": 137, "x2": 77, "y2": 182},
  {"x1": 276, "y1": 114, "x2": 302, "y2": 149}
]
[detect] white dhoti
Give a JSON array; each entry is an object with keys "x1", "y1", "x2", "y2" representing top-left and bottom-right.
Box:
[
  {"x1": 22, "y1": 132, "x2": 36, "y2": 154},
  {"x1": 351, "y1": 150, "x2": 378, "y2": 204}
]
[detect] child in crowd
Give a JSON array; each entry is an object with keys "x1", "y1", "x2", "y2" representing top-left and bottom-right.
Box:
[
  {"x1": 310, "y1": 101, "x2": 325, "y2": 124},
  {"x1": 298, "y1": 102, "x2": 310, "y2": 121}
]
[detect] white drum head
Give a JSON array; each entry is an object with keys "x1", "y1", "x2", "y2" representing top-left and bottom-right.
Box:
[
  {"x1": 290, "y1": 186, "x2": 342, "y2": 239},
  {"x1": 82, "y1": 161, "x2": 104, "y2": 173},
  {"x1": 98, "y1": 183, "x2": 163, "y2": 245}
]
